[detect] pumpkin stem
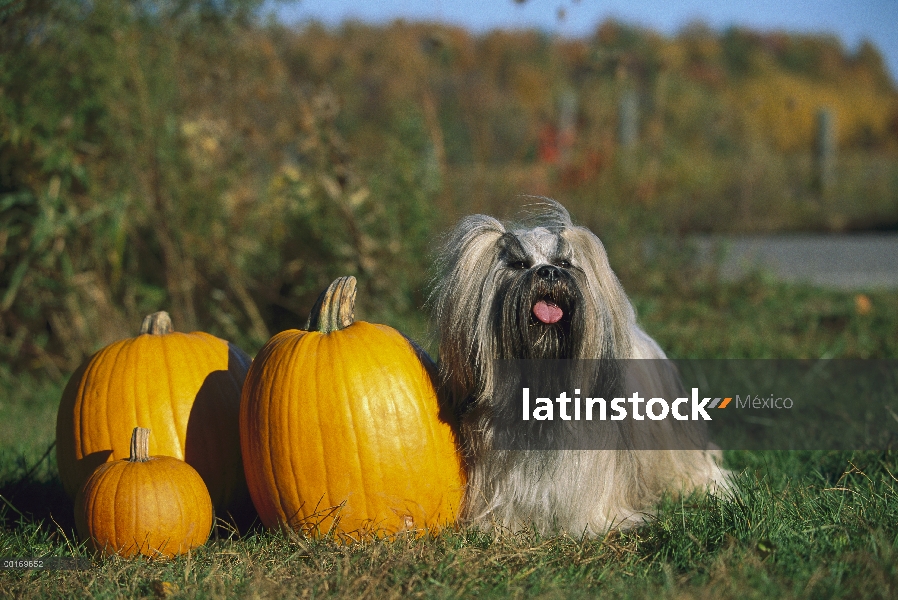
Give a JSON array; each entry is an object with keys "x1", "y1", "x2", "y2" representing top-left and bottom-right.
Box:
[
  {"x1": 140, "y1": 312, "x2": 174, "y2": 335},
  {"x1": 305, "y1": 276, "x2": 357, "y2": 334},
  {"x1": 129, "y1": 427, "x2": 151, "y2": 463}
]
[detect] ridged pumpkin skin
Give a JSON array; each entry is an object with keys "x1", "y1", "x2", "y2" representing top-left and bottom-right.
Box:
[
  {"x1": 76, "y1": 428, "x2": 213, "y2": 558},
  {"x1": 56, "y1": 312, "x2": 252, "y2": 518},
  {"x1": 240, "y1": 277, "x2": 465, "y2": 539}
]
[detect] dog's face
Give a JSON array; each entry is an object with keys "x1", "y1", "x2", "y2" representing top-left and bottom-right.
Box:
[
  {"x1": 432, "y1": 201, "x2": 637, "y2": 409},
  {"x1": 492, "y1": 227, "x2": 585, "y2": 361}
]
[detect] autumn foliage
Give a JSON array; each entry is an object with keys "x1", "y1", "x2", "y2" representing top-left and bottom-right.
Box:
[{"x1": 1, "y1": 2, "x2": 896, "y2": 376}]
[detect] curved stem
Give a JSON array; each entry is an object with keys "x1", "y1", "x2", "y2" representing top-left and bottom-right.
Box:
[
  {"x1": 140, "y1": 312, "x2": 173, "y2": 335},
  {"x1": 305, "y1": 276, "x2": 357, "y2": 334},
  {"x1": 129, "y1": 427, "x2": 151, "y2": 463}
]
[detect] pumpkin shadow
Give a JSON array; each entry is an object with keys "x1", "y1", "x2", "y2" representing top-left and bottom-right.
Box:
[
  {"x1": 0, "y1": 450, "x2": 81, "y2": 535},
  {"x1": 400, "y1": 333, "x2": 465, "y2": 456},
  {"x1": 184, "y1": 343, "x2": 259, "y2": 534},
  {"x1": 74, "y1": 449, "x2": 113, "y2": 486}
]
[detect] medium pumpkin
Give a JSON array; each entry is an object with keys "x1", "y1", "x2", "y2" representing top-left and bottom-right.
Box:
[
  {"x1": 56, "y1": 312, "x2": 252, "y2": 519},
  {"x1": 240, "y1": 276, "x2": 465, "y2": 539},
  {"x1": 75, "y1": 427, "x2": 213, "y2": 558}
]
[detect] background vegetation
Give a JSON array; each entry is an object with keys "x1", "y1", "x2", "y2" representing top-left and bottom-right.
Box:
[
  {"x1": 1, "y1": 1, "x2": 896, "y2": 597},
  {"x1": 2, "y1": 0, "x2": 897, "y2": 375}
]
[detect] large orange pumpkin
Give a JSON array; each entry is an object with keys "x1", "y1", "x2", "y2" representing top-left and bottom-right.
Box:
[
  {"x1": 75, "y1": 427, "x2": 213, "y2": 558},
  {"x1": 56, "y1": 311, "x2": 252, "y2": 520},
  {"x1": 240, "y1": 276, "x2": 465, "y2": 540}
]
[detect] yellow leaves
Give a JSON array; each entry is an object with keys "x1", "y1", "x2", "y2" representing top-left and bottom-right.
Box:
[
  {"x1": 180, "y1": 117, "x2": 227, "y2": 169},
  {"x1": 152, "y1": 581, "x2": 180, "y2": 598},
  {"x1": 280, "y1": 165, "x2": 301, "y2": 183},
  {"x1": 657, "y1": 40, "x2": 687, "y2": 72},
  {"x1": 729, "y1": 72, "x2": 896, "y2": 152},
  {"x1": 511, "y1": 64, "x2": 551, "y2": 110},
  {"x1": 347, "y1": 187, "x2": 370, "y2": 209}
]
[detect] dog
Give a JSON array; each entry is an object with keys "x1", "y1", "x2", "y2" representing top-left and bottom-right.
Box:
[{"x1": 431, "y1": 199, "x2": 728, "y2": 535}]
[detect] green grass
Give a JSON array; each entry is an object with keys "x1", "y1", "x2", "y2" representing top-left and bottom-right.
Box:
[
  {"x1": 1, "y1": 276, "x2": 897, "y2": 598},
  {"x1": 2, "y1": 450, "x2": 896, "y2": 598}
]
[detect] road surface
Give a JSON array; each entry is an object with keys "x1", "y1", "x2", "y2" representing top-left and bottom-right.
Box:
[{"x1": 690, "y1": 234, "x2": 898, "y2": 290}]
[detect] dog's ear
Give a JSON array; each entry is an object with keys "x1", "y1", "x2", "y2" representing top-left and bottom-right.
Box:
[
  {"x1": 562, "y1": 225, "x2": 637, "y2": 358},
  {"x1": 431, "y1": 214, "x2": 506, "y2": 320},
  {"x1": 430, "y1": 214, "x2": 506, "y2": 409}
]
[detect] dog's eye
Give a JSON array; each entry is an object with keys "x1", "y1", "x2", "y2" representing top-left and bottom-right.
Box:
[
  {"x1": 555, "y1": 259, "x2": 572, "y2": 269},
  {"x1": 507, "y1": 260, "x2": 530, "y2": 270}
]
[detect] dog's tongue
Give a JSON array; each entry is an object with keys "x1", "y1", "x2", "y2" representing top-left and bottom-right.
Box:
[{"x1": 533, "y1": 300, "x2": 563, "y2": 324}]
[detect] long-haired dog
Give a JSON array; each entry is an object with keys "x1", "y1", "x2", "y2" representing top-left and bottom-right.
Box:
[{"x1": 431, "y1": 200, "x2": 728, "y2": 535}]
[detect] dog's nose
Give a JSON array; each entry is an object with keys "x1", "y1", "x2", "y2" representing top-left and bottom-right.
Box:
[{"x1": 536, "y1": 265, "x2": 560, "y2": 282}]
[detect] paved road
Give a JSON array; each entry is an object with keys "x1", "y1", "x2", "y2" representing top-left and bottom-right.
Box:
[{"x1": 690, "y1": 234, "x2": 898, "y2": 290}]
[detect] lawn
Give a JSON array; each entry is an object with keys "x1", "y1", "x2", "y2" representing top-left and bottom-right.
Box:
[{"x1": 1, "y1": 276, "x2": 897, "y2": 599}]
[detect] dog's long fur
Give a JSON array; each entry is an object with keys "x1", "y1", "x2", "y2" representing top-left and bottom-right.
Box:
[{"x1": 431, "y1": 200, "x2": 728, "y2": 535}]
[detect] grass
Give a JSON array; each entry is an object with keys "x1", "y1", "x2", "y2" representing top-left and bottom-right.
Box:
[
  {"x1": 2, "y1": 450, "x2": 896, "y2": 598},
  {"x1": 1, "y1": 274, "x2": 897, "y2": 598}
]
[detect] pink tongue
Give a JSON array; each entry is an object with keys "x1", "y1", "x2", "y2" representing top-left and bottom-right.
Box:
[{"x1": 533, "y1": 300, "x2": 563, "y2": 324}]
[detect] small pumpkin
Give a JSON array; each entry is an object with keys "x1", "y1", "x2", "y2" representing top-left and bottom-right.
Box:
[
  {"x1": 240, "y1": 276, "x2": 465, "y2": 539},
  {"x1": 75, "y1": 427, "x2": 213, "y2": 558},
  {"x1": 56, "y1": 311, "x2": 252, "y2": 520}
]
